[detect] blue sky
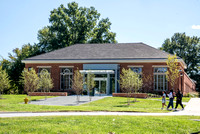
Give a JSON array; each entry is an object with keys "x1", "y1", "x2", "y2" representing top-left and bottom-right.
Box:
[{"x1": 0, "y1": 0, "x2": 200, "y2": 59}]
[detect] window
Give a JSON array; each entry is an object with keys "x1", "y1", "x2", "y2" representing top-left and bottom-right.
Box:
[
  {"x1": 130, "y1": 67, "x2": 142, "y2": 78},
  {"x1": 60, "y1": 68, "x2": 73, "y2": 90},
  {"x1": 154, "y1": 67, "x2": 168, "y2": 91},
  {"x1": 28, "y1": 67, "x2": 32, "y2": 71},
  {"x1": 130, "y1": 67, "x2": 142, "y2": 90},
  {"x1": 38, "y1": 68, "x2": 51, "y2": 73},
  {"x1": 38, "y1": 68, "x2": 51, "y2": 77}
]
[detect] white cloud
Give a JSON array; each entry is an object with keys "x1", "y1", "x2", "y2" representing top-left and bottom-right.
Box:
[{"x1": 191, "y1": 25, "x2": 200, "y2": 29}]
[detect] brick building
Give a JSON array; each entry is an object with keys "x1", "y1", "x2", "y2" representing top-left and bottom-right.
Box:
[{"x1": 22, "y1": 43, "x2": 196, "y2": 95}]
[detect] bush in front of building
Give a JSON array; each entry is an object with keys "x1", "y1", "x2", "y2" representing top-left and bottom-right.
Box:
[
  {"x1": 119, "y1": 68, "x2": 143, "y2": 105},
  {"x1": 72, "y1": 68, "x2": 84, "y2": 104},
  {"x1": 39, "y1": 69, "x2": 54, "y2": 100},
  {"x1": 21, "y1": 68, "x2": 40, "y2": 102}
]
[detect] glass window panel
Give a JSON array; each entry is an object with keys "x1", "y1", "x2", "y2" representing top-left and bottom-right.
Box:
[
  {"x1": 154, "y1": 67, "x2": 167, "y2": 73},
  {"x1": 38, "y1": 68, "x2": 50, "y2": 73},
  {"x1": 60, "y1": 68, "x2": 73, "y2": 90},
  {"x1": 154, "y1": 68, "x2": 158, "y2": 73},
  {"x1": 61, "y1": 68, "x2": 73, "y2": 73},
  {"x1": 110, "y1": 77, "x2": 115, "y2": 94},
  {"x1": 38, "y1": 68, "x2": 51, "y2": 80},
  {"x1": 95, "y1": 74, "x2": 107, "y2": 77},
  {"x1": 130, "y1": 67, "x2": 142, "y2": 74},
  {"x1": 28, "y1": 67, "x2": 32, "y2": 71},
  {"x1": 154, "y1": 71, "x2": 168, "y2": 91},
  {"x1": 110, "y1": 74, "x2": 115, "y2": 78}
]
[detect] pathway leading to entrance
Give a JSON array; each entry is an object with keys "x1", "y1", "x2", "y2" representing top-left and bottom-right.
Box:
[
  {"x1": 0, "y1": 98, "x2": 199, "y2": 118},
  {"x1": 29, "y1": 96, "x2": 108, "y2": 106}
]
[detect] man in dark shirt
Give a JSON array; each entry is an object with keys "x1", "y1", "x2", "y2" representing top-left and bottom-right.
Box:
[{"x1": 175, "y1": 89, "x2": 184, "y2": 110}]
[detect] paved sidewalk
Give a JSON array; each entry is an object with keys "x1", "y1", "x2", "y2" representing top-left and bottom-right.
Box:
[
  {"x1": 0, "y1": 111, "x2": 200, "y2": 118},
  {"x1": 181, "y1": 98, "x2": 200, "y2": 113},
  {"x1": 29, "y1": 96, "x2": 107, "y2": 106},
  {"x1": 0, "y1": 98, "x2": 199, "y2": 118}
]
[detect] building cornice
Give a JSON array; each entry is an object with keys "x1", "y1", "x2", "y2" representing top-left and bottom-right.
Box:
[
  {"x1": 37, "y1": 66, "x2": 52, "y2": 68},
  {"x1": 22, "y1": 59, "x2": 187, "y2": 69},
  {"x1": 59, "y1": 66, "x2": 74, "y2": 68},
  {"x1": 127, "y1": 65, "x2": 144, "y2": 67},
  {"x1": 152, "y1": 65, "x2": 168, "y2": 67}
]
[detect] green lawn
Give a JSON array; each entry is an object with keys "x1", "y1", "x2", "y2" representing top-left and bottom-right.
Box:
[
  {"x1": 150, "y1": 97, "x2": 192, "y2": 102},
  {"x1": 0, "y1": 116, "x2": 200, "y2": 134},
  {"x1": 0, "y1": 95, "x2": 189, "y2": 113},
  {"x1": 182, "y1": 97, "x2": 192, "y2": 102}
]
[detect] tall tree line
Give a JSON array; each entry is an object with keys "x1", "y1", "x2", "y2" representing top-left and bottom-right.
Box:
[
  {"x1": 37, "y1": 2, "x2": 116, "y2": 52},
  {"x1": 160, "y1": 32, "x2": 200, "y2": 91},
  {"x1": 0, "y1": 2, "x2": 116, "y2": 94}
]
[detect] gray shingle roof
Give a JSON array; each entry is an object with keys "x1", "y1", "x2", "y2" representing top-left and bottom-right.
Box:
[{"x1": 25, "y1": 43, "x2": 176, "y2": 60}]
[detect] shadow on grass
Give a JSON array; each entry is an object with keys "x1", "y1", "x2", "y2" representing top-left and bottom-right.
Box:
[
  {"x1": 191, "y1": 131, "x2": 200, "y2": 134},
  {"x1": 117, "y1": 99, "x2": 138, "y2": 104},
  {"x1": 31, "y1": 99, "x2": 38, "y2": 101},
  {"x1": 130, "y1": 101, "x2": 140, "y2": 103},
  {"x1": 114, "y1": 104, "x2": 136, "y2": 107},
  {"x1": 118, "y1": 101, "x2": 129, "y2": 104}
]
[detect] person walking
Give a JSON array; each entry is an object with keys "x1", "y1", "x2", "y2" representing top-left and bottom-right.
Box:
[
  {"x1": 175, "y1": 89, "x2": 184, "y2": 110},
  {"x1": 161, "y1": 91, "x2": 167, "y2": 110},
  {"x1": 167, "y1": 90, "x2": 174, "y2": 110}
]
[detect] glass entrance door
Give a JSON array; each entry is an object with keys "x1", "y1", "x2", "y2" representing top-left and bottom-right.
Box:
[{"x1": 94, "y1": 78, "x2": 107, "y2": 96}]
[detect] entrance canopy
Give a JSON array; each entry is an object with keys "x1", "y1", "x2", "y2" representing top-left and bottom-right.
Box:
[{"x1": 80, "y1": 70, "x2": 114, "y2": 74}]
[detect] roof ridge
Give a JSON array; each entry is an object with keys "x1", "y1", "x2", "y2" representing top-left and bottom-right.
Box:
[{"x1": 74, "y1": 42, "x2": 145, "y2": 45}]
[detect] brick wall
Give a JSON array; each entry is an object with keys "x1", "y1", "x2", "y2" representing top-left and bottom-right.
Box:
[
  {"x1": 112, "y1": 93, "x2": 148, "y2": 98},
  {"x1": 182, "y1": 72, "x2": 196, "y2": 95},
  {"x1": 120, "y1": 62, "x2": 167, "y2": 93},
  {"x1": 25, "y1": 62, "x2": 195, "y2": 95},
  {"x1": 25, "y1": 63, "x2": 83, "y2": 91}
]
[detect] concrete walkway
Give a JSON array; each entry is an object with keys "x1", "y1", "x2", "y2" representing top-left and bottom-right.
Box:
[
  {"x1": 181, "y1": 98, "x2": 200, "y2": 113},
  {"x1": 29, "y1": 96, "x2": 107, "y2": 106},
  {"x1": 0, "y1": 98, "x2": 199, "y2": 118}
]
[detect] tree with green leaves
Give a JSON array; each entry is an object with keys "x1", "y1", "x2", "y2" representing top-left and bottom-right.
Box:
[
  {"x1": 166, "y1": 54, "x2": 180, "y2": 90},
  {"x1": 119, "y1": 68, "x2": 143, "y2": 105},
  {"x1": 38, "y1": 2, "x2": 116, "y2": 52},
  {"x1": 39, "y1": 69, "x2": 53, "y2": 100},
  {"x1": 21, "y1": 68, "x2": 40, "y2": 101},
  {"x1": 1, "y1": 2, "x2": 116, "y2": 94},
  {"x1": 0, "y1": 66, "x2": 10, "y2": 98},
  {"x1": 1, "y1": 44, "x2": 42, "y2": 94},
  {"x1": 72, "y1": 68, "x2": 84, "y2": 104},
  {"x1": 160, "y1": 32, "x2": 200, "y2": 90},
  {"x1": 86, "y1": 72, "x2": 95, "y2": 101}
]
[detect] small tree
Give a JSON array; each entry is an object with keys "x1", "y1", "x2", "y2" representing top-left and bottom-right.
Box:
[
  {"x1": 72, "y1": 68, "x2": 84, "y2": 104},
  {"x1": 39, "y1": 69, "x2": 53, "y2": 100},
  {"x1": 166, "y1": 54, "x2": 180, "y2": 90},
  {"x1": 119, "y1": 68, "x2": 143, "y2": 105},
  {"x1": 0, "y1": 66, "x2": 10, "y2": 98},
  {"x1": 21, "y1": 68, "x2": 40, "y2": 101},
  {"x1": 86, "y1": 72, "x2": 95, "y2": 101},
  {"x1": 142, "y1": 73, "x2": 153, "y2": 93}
]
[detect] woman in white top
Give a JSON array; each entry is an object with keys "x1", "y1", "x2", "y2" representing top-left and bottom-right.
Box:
[
  {"x1": 167, "y1": 90, "x2": 174, "y2": 110},
  {"x1": 161, "y1": 91, "x2": 167, "y2": 110}
]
